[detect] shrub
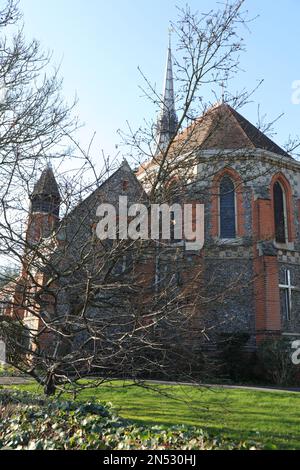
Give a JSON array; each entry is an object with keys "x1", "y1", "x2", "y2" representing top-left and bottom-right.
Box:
[
  {"x1": 0, "y1": 365, "x2": 27, "y2": 377},
  {"x1": 256, "y1": 337, "x2": 298, "y2": 386},
  {"x1": 216, "y1": 332, "x2": 254, "y2": 382},
  {"x1": 0, "y1": 390, "x2": 262, "y2": 450}
]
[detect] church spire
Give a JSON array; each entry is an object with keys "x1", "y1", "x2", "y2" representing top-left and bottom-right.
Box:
[{"x1": 155, "y1": 34, "x2": 178, "y2": 154}]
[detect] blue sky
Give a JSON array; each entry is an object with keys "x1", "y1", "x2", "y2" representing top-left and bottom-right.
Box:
[{"x1": 19, "y1": 0, "x2": 300, "y2": 162}]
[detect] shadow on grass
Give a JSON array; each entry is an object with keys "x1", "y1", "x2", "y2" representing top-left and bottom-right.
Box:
[{"x1": 8, "y1": 381, "x2": 300, "y2": 450}]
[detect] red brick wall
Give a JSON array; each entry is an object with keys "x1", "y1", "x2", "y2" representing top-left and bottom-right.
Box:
[{"x1": 252, "y1": 190, "x2": 282, "y2": 343}]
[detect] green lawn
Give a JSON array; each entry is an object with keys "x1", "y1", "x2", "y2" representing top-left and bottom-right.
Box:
[{"x1": 12, "y1": 381, "x2": 300, "y2": 450}]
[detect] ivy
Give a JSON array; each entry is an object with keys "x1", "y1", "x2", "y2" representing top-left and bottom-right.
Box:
[{"x1": 0, "y1": 390, "x2": 262, "y2": 450}]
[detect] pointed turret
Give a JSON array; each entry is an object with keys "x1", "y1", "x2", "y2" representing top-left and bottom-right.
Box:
[
  {"x1": 155, "y1": 37, "x2": 178, "y2": 154},
  {"x1": 27, "y1": 165, "x2": 61, "y2": 243},
  {"x1": 30, "y1": 165, "x2": 60, "y2": 218}
]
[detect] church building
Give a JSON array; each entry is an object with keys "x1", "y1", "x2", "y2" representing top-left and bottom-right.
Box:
[
  {"x1": 137, "y1": 41, "x2": 300, "y2": 348},
  {"x1": 1, "y1": 41, "x2": 300, "y2": 364}
]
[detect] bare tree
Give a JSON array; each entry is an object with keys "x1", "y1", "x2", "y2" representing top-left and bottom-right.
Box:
[
  {"x1": 0, "y1": 0, "x2": 77, "y2": 252},
  {"x1": 0, "y1": 0, "x2": 297, "y2": 396}
]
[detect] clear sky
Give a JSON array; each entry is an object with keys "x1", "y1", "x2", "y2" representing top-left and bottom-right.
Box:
[{"x1": 18, "y1": 0, "x2": 300, "y2": 162}]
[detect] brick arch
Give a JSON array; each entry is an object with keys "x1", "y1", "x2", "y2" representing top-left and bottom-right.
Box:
[
  {"x1": 211, "y1": 167, "x2": 245, "y2": 238},
  {"x1": 270, "y1": 172, "x2": 295, "y2": 243}
]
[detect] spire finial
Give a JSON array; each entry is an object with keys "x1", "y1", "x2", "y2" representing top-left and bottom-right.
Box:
[
  {"x1": 221, "y1": 81, "x2": 225, "y2": 103},
  {"x1": 168, "y1": 26, "x2": 172, "y2": 49}
]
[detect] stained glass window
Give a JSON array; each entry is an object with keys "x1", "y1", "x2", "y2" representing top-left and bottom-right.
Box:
[
  {"x1": 220, "y1": 176, "x2": 236, "y2": 239},
  {"x1": 273, "y1": 181, "x2": 286, "y2": 243}
]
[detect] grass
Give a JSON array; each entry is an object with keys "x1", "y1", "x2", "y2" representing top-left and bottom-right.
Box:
[{"x1": 7, "y1": 380, "x2": 300, "y2": 450}]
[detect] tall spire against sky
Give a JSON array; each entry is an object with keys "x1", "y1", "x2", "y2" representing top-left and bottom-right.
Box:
[{"x1": 155, "y1": 32, "x2": 178, "y2": 154}]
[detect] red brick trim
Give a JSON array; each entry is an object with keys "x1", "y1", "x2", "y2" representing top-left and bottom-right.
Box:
[
  {"x1": 270, "y1": 172, "x2": 295, "y2": 242},
  {"x1": 253, "y1": 254, "x2": 281, "y2": 341},
  {"x1": 253, "y1": 198, "x2": 273, "y2": 242}
]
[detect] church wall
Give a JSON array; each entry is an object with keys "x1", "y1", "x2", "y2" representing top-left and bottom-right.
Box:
[
  {"x1": 279, "y1": 262, "x2": 300, "y2": 333},
  {"x1": 5, "y1": 149, "x2": 300, "y2": 367},
  {"x1": 193, "y1": 152, "x2": 300, "y2": 344},
  {"x1": 250, "y1": 158, "x2": 300, "y2": 337},
  {"x1": 202, "y1": 255, "x2": 256, "y2": 339},
  {"x1": 190, "y1": 157, "x2": 258, "y2": 345}
]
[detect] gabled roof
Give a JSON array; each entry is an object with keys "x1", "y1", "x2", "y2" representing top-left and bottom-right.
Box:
[
  {"x1": 31, "y1": 166, "x2": 60, "y2": 199},
  {"x1": 62, "y1": 159, "x2": 148, "y2": 223}
]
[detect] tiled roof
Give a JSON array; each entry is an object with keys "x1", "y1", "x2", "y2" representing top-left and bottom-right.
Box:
[
  {"x1": 175, "y1": 103, "x2": 290, "y2": 157},
  {"x1": 31, "y1": 166, "x2": 60, "y2": 198},
  {"x1": 136, "y1": 103, "x2": 290, "y2": 176},
  {"x1": 224, "y1": 105, "x2": 290, "y2": 157}
]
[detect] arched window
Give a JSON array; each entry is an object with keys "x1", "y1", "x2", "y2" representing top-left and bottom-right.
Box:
[
  {"x1": 220, "y1": 175, "x2": 236, "y2": 239},
  {"x1": 273, "y1": 181, "x2": 287, "y2": 243}
]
